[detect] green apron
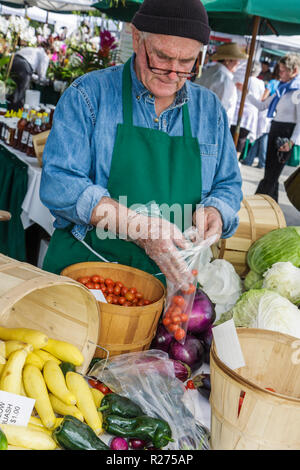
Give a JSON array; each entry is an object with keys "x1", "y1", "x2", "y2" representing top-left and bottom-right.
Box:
[{"x1": 43, "y1": 60, "x2": 202, "y2": 277}]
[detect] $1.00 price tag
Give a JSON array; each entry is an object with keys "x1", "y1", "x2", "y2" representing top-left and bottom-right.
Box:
[{"x1": 0, "y1": 390, "x2": 35, "y2": 426}]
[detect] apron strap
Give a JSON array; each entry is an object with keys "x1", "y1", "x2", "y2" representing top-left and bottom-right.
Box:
[{"x1": 122, "y1": 58, "x2": 193, "y2": 138}]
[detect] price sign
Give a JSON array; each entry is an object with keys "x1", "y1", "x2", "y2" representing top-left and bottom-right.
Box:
[{"x1": 0, "y1": 390, "x2": 35, "y2": 427}]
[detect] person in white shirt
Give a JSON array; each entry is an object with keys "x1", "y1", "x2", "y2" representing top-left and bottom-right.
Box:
[
  {"x1": 246, "y1": 53, "x2": 300, "y2": 201},
  {"x1": 231, "y1": 61, "x2": 265, "y2": 158},
  {"x1": 196, "y1": 42, "x2": 248, "y2": 127},
  {"x1": 8, "y1": 44, "x2": 51, "y2": 111}
]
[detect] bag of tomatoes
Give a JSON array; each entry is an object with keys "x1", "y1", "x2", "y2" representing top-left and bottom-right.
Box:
[{"x1": 162, "y1": 227, "x2": 218, "y2": 346}]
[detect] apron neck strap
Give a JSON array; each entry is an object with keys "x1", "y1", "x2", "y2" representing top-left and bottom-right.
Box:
[{"x1": 122, "y1": 58, "x2": 192, "y2": 137}]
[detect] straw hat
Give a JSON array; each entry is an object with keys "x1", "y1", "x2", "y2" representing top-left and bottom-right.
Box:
[{"x1": 211, "y1": 42, "x2": 248, "y2": 61}]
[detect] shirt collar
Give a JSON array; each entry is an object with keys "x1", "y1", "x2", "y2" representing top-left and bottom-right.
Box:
[
  {"x1": 129, "y1": 54, "x2": 189, "y2": 108},
  {"x1": 217, "y1": 62, "x2": 234, "y2": 80}
]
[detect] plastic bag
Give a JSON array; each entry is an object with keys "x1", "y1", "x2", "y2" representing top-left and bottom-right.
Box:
[
  {"x1": 162, "y1": 227, "x2": 218, "y2": 345},
  {"x1": 89, "y1": 349, "x2": 210, "y2": 450}
]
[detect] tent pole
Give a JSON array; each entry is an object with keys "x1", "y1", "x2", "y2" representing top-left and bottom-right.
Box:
[{"x1": 233, "y1": 15, "x2": 261, "y2": 148}]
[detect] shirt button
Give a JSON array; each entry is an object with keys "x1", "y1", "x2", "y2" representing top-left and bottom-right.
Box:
[
  {"x1": 154, "y1": 118, "x2": 159, "y2": 123},
  {"x1": 136, "y1": 95, "x2": 140, "y2": 100},
  {"x1": 149, "y1": 94, "x2": 153, "y2": 99}
]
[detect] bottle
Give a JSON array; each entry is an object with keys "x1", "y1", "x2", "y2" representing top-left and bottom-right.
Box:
[
  {"x1": 4, "y1": 118, "x2": 12, "y2": 145},
  {"x1": 27, "y1": 112, "x2": 42, "y2": 157},
  {"x1": 15, "y1": 105, "x2": 29, "y2": 150},
  {"x1": 22, "y1": 110, "x2": 35, "y2": 153},
  {"x1": 41, "y1": 109, "x2": 51, "y2": 131},
  {"x1": 8, "y1": 119, "x2": 17, "y2": 147},
  {"x1": 47, "y1": 104, "x2": 56, "y2": 127}
]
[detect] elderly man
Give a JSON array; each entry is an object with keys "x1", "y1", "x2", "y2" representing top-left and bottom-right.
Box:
[{"x1": 40, "y1": 0, "x2": 242, "y2": 289}]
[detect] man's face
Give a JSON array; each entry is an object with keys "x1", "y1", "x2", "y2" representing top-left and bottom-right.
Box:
[{"x1": 132, "y1": 30, "x2": 201, "y2": 99}]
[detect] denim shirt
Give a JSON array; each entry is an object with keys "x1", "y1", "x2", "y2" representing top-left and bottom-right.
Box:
[{"x1": 40, "y1": 55, "x2": 243, "y2": 241}]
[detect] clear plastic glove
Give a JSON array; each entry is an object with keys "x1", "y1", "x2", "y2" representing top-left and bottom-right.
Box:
[
  {"x1": 193, "y1": 206, "x2": 223, "y2": 242},
  {"x1": 130, "y1": 213, "x2": 194, "y2": 290}
]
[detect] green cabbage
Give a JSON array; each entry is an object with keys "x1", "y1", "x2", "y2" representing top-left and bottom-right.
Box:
[
  {"x1": 244, "y1": 270, "x2": 263, "y2": 290},
  {"x1": 262, "y1": 262, "x2": 300, "y2": 305},
  {"x1": 216, "y1": 288, "x2": 300, "y2": 339},
  {"x1": 247, "y1": 226, "x2": 300, "y2": 274}
]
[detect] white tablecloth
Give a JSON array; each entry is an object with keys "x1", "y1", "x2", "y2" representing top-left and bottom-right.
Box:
[{"x1": 1, "y1": 142, "x2": 55, "y2": 236}]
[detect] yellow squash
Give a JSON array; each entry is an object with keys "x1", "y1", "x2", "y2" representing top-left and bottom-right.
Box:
[
  {"x1": 34, "y1": 349, "x2": 61, "y2": 366},
  {"x1": 0, "y1": 345, "x2": 31, "y2": 395},
  {"x1": 0, "y1": 424, "x2": 56, "y2": 450},
  {"x1": 5, "y1": 340, "x2": 33, "y2": 358},
  {"x1": 25, "y1": 352, "x2": 44, "y2": 370},
  {"x1": 42, "y1": 338, "x2": 84, "y2": 366},
  {"x1": 0, "y1": 328, "x2": 48, "y2": 350},
  {"x1": 23, "y1": 364, "x2": 56, "y2": 429},
  {"x1": 43, "y1": 360, "x2": 76, "y2": 405},
  {"x1": 49, "y1": 393, "x2": 84, "y2": 421},
  {"x1": 66, "y1": 372, "x2": 102, "y2": 434}
]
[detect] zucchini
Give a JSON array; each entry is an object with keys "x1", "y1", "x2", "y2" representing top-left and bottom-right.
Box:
[
  {"x1": 52, "y1": 415, "x2": 110, "y2": 450},
  {"x1": 59, "y1": 361, "x2": 76, "y2": 376},
  {"x1": 0, "y1": 427, "x2": 8, "y2": 450}
]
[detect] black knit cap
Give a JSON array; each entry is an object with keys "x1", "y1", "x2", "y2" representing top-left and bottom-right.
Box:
[{"x1": 131, "y1": 0, "x2": 211, "y2": 45}]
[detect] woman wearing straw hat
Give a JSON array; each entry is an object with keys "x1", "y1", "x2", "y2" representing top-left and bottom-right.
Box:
[{"x1": 196, "y1": 42, "x2": 248, "y2": 127}]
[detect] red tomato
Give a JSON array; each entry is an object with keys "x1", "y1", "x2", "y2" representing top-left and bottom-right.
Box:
[
  {"x1": 113, "y1": 285, "x2": 121, "y2": 296},
  {"x1": 182, "y1": 284, "x2": 196, "y2": 295},
  {"x1": 118, "y1": 296, "x2": 126, "y2": 305},
  {"x1": 115, "y1": 281, "x2": 124, "y2": 289},
  {"x1": 174, "y1": 328, "x2": 186, "y2": 341},
  {"x1": 137, "y1": 300, "x2": 145, "y2": 306},
  {"x1": 172, "y1": 306, "x2": 182, "y2": 316},
  {"x1": 135, "y1": 292, "x2": 143, "y2": 300},
  {"x1": 106, "y1": 285, "x2": 114, "y2": 294},
  {"x1": 129, "y1": 287, "x2": 137, "y2": 295},
  {"x1": 85, "y1": 282, "x2": 95, "y2": 289},
  {"x1": 172, "y1": 295, "x2": 185, "y2": 308},
  {"x1": 105, "y1": 278, "x2": 114, "y2": 286},
  {"x1": 180, "y1": 313, "x2": 189, "y2": 322},
  {"x1": 162, "y1": 317, "x2": 172, "y2": 326},
  {"x1": 100, "y1": 283, "x2": 107, "y2": 293},
  {"x1": 124, "y1": 301, "x2": 132, "y2": 307},
  {"x1": 171, "y1": 315, "x2": 182, "y2": 324},
  {"x1": 191, "y1": 269, "x2": 198, "y2": 277},
  {"x1": 143, "y1": 300, "x2": 151, "y2": 305},
  {"x1": 125, "y1": 292, "x2": 135, "y2": 302},
  {"x1": 106, "y1": 295, "x2": 113, "y2": 304},
  {"x1": 185, "y1": 379, "x2": 195, "y2": 390},
  {"x1": 91, "y1": 275, "x2": 101, "y2": 283},
  {"x1": 88, "y1": 379, "x2": 112, "y2": 395},
  {"x1": 168, "y1": 324, "x2": 179, "y2": 333},
  {"x1": 77, "y1": 276, "x2": 91, "y2": 285},
  {"x1": 112, "y1": 295, "x2": 119, "y2": 304},
  {"x1": 94, "y1": 283, "x2": 101, "y2": 290},
  {"x1": 121, "y1": 287, "x2": 128, "y2": 296}
]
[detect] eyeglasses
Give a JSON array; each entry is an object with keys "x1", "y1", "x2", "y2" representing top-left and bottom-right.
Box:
[{"x1": 144, "y1": 42, "x2": 197, "y2": 79}]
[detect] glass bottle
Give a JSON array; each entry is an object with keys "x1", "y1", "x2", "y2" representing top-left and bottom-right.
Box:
[
  {"x1": 22, "y1": 110, "x2": 35, "y2": 153},
  {"x1": 27, "y1": 112, "x2": 42, "y2": 157},
  {"x1": 41, "y1": 110, "x2": 50, "y2": 131},
  {"x1": 15, "y1": 105, "x2": 29, "y2": 150}
]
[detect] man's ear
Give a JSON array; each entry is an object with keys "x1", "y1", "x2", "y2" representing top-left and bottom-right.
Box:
[{"x1": 131, "y1": 25, "x2": 140, "y2": 54}]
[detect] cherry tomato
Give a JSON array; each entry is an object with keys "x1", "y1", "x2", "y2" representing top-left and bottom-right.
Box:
[
  {"x1": 125, "y1": 292, "x2": 135, "y2": 302},
  {"x1": 77, "y1": 276, "x2": 91, "y2": 285},
  {"x1": 88, "y1": 379, "x2": 112, "y2": 395},
  {"x1": 121, "y1": 286, "x2": 128, "y2": 296},
  {"x1": 191, "y1": 269, "x2": 198, "y2": 277},
  {"x1": 172, "y1": 295, "x2": 185, "y2": 308},
  {"x1": 85, "y1": 282, "x2": 95, "y2": 289},
  {"x1": 112, "y1": 295, "x2": 119, "y2": 304},
  {"x1": 113, "y1": 285, "x2": 121, "y2": 296},
  {"x1": 174, "y1": 327, "x2": 186, "y2": 341},
  {"x1": 105, "y1": 278, "x2": 114, "y2": 286},
  {"x1": 129, "y1": 287, "x2": 137, "y2": 295},
  {"x1": 115, "y1": 281, "x2": 124, "y2": 289},
  {"x1": 143, "y1": 300, "x2": 151, "y2": 305},
  {"x1": 124, "y1": 301, "x2": 132, "y2": 307},
  {"x1": 137, "y1": 300, "x2": 145, "y2": 306},
  {"x1": 185, "y1": 379, "x2": 195, "y2": 390},
  {"x1": 135, "y1": 292, "x2": 143, "y2": 300},
  {"x1": 180, "y1": 313, "x2": 189, "y2": 322},
  {"x1": 93, "y1": 283, "x2": 101, "y2": 290},
  {"x1": 100, "y1": 283, "x2": 107, "y2": 293},
  {"x1": 182, "y1": 284, "x2": 196, "y2": 295},
  {"x1": 162, "y1": 317, "x2": 172, "y2": 326},
  {"x1": 172, "y1": 306, "x2": 182, "y2": 316},
  {"x1": 168, "y1": 324, "x2": 179, "y2": 333},
  {"x1": 91, "y1": 275, "x2": 101, "y2": 283},
  {"x1": 106, "y1": 295, "x2": 113, "y2": 304},
  {"x1": 118, "y1": 296, "x2": 126, "y2": 305},
  {"x1": 171, "y1": 315, "x2": 182, "y2": 324}
]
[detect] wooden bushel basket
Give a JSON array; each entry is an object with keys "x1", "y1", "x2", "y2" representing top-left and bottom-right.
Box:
[
  {"x1": 210, "y1": 328, "x2": 300, "y2": 450},
  {"x1": 32, "y1": 130, "x2": 50, "y2": 167},
  {"x1": 61, "y1": 262, "x2": 166, "y2": 360},
  {"x1": 211, "y1": 194, "x2": 286, "y2": 276},
  {"x1": 0, "y1": 254, "x2": 100, "y2": 374}
]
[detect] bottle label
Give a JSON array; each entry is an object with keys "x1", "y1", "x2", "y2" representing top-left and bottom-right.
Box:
[
  {"x1": 27, "y1": 135, "x2": 33, "y2": 148},
  {"x1": 21, "y1": 131, "x2": 29, "y2": 144},
  {"x1": 5, "y1": 128, "x2": 9, "y2": 143}
]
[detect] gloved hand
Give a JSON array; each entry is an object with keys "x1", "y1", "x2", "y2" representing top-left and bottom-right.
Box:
[
  {"x1": 129, "y1": 213, "x2": 194, "y2": 290},
  {"x1": 193, "y1": 206, "x2": 223, "y2": 242}
]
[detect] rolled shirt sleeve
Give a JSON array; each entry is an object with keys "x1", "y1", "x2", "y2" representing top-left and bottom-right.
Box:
[{"x1": 40, "y1": 83, "x2": 110, "y2": 231}]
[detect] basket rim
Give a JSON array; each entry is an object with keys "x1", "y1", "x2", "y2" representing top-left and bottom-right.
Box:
[{"x1": 211, "y1": 327, "x2": 300, "y2": 403}]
